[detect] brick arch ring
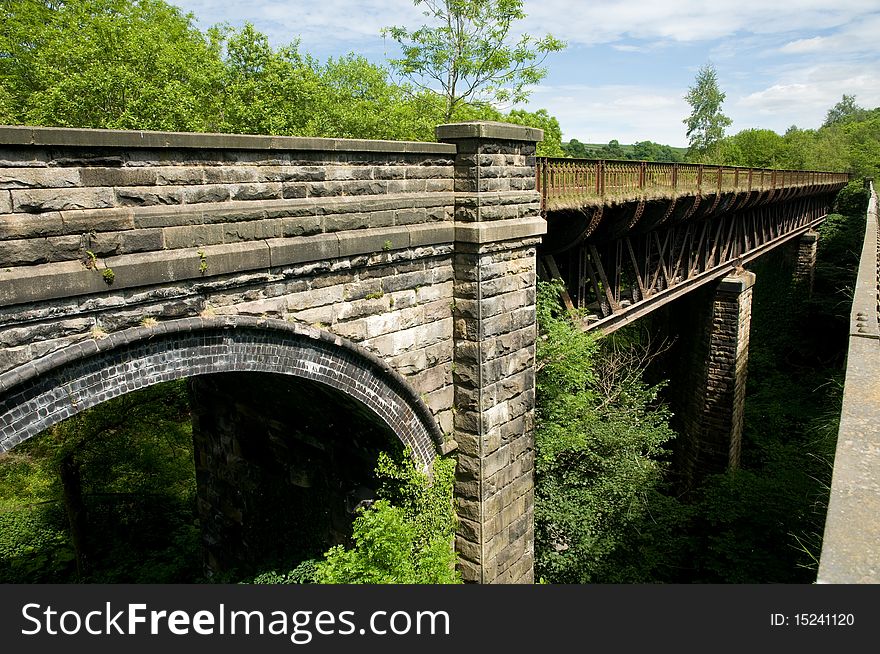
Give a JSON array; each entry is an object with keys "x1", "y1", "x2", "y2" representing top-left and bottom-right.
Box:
[{"x1": 0, "y1": 316, "x2": 445, "y2": 469}]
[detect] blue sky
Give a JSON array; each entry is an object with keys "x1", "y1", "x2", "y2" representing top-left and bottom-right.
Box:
[{"x1": 171, "y1": 0, "x2": 880, "y2": 147}]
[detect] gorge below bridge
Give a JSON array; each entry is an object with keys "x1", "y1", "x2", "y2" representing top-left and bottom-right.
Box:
[{"x1": 0, "y1": 121, "x2": 867, "y2": 583}]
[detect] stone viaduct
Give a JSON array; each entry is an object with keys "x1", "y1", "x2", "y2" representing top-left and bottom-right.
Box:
[
  {"x1": 0, "y1": 122, "x2": 543, "y2": 583},
  {"x1": 0, "y1": 122, "x2": 849, "y2": 582}
]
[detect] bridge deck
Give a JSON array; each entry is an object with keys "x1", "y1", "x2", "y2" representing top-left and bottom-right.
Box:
[
  {"x1": 537, "y1": 157, "x2": 850, "y2": 211},
  {"x1": 818, "y1": 182, "x2": 880, "y2": 583}
]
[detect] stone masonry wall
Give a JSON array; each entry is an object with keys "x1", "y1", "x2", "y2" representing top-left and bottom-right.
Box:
[
  {"x1": 0, "y1": 122, "x2": 548, "y2": 583},
  {"x1": 0, "y1": 127, "x2": 458, "y2": 440},
  {"x1": 794, "y1": 229, "x2": 819, "y2": 293}
]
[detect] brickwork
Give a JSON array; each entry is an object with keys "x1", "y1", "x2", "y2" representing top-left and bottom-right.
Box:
[
  {"x1": 0, "y1": 317, "x2": 443, "y2": 466},
  {"x1": 794, "y1": 229, "x2": 819, "y2": 294},
  {"x1": 438, "y1": 122, "x2": 545, "y2": 583},
  {"x1": 676, "y1": 271, "x2": 755, "y2": 486}
]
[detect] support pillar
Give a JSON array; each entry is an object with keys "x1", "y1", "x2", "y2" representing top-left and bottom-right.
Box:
[
  {"x1": 188, "y1": 372, "x2": 401, "y2": 577},
  {"x1": 437, "y1": 122, "x2": 546, "y2": 583},
  {"x1": 678, "y1": 270, "x2": 755, "y2": 487},
  {"x1": 793, "y1": 229, "x2": 819, "y2": 294}
]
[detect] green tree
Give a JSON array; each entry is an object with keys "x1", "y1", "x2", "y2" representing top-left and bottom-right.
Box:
[
  {"x1": 314, "y1": 453, "x2": 460, "y2": 584},
  {"x1": 382, "y1": 0, "x2": 564, "y2": 122},
  {"x1": 599, "y1": 139, "x2": 626, "y2": 159},
  {"x1": 683, "y1": 63, "x2": 732, "y2": 158},
  {"x1": 822, "y1": 94, "x2": 868, "y2": 128},
  {"x1": 723, "y1": 129, "x2": 785, "y2": 168},
  {"x1": 213, "y1": 23, "x2": 322, "y2": 136},
  {"x1": 534, "y1": 282, "x2": 677, "y2": 583},
  {"x1": 562, "y1": 138, "x2": 589, "y2": 158},
  {"x1": 0, "y1": 0, "x2": 225, "y2": 130}
]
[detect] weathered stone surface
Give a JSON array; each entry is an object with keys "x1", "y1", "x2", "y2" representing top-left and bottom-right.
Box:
[
  {"x1": 0, "y1": 212, "x2": 65, "y2": 240},
  {"x1": 115, "y1": 186, "x2": 183, "y2": 206},
  {"x1": 12, "y1": 187, "x2": 115, "y2": 212},
  {"x1": 183, "y1": 185, "x2": 230, "y2": 204},
  {"x1": 0, "y1": 168, "x2": 81, "y2": 189}
]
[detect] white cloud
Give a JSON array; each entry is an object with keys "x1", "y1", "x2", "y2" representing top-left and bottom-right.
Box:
[
  {"x1": 528, "y1": 84, "x2": 691, "y2": 146},
  {"x1": 779, "y1": 14, "x2": 880, "y2": 56},
  {"x1": 169, "y1": 1, "x2": 880, "y2": 143},
  {"x1": 733, "y1": 62, "x2": 880, "y2": 129},
  {"x1": 779, "y1": 36, "x2": 827, "y2": 54},
  {"x1": 172, "y1": 1, "x2": 880, "y2": 50},
  {"x1": 521, "y1": 0, "x2": 879, "y2": 46}
]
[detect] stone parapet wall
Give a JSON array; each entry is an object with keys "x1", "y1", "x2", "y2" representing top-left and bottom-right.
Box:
[
  {"x1": 0, "y1": 126, "x2": 455, "y2": 300},
  {"x1": 0, "y1": 127, "x2": 460, "y2": 445},
  {"x1": 818, "y1": 182, "x2": 880, "y2": 583}
]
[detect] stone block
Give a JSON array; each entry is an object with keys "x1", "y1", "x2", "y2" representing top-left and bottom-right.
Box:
[
  {"x1": 0, "y1": 212, "x2": 65, "y2": 240},
  {"x1": 0, "y1": 168, "x2": 81, "y2": 189},
  {"x1": 231, "y1": 183, "x2": 282, "y2": 201},
  {"x1": 115, "y1": 186, "x2": 183, "y2": 206},
  {"x1": 12, "y1": 187, "x2": 115, "y2": 213},
  {"x1": 156, "y1": 167, "x2": 206, "y2": 185},
  {"x1": 163, "y1": 224, "x2": 226, "y2": 249},
  {"x1": 204, "y1": 167, "x2": 258, "y2": 184},
  {"x1": 183, "y1": 185, "x2": 230, "y2": 204}
]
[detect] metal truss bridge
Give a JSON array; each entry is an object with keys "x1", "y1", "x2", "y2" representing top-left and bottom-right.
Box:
[{"x1": 535, "y1": 157, "x2": 851, "y2": 332}]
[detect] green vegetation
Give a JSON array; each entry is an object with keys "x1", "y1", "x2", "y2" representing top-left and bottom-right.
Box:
[
  {"x1": 534, "y1": 281, "x2": 677, "y2": 582},
  {"x1": 683, "y1": 62, "x2": 732, "y2": 158},
  {"x1": 314, "y1": 453, "x2": 459, "y2": 584},
  {"x1": 562, "y1": 138, "x2": 686, "y2": 162},
  {"x1": 709, "y1": 105, "x2": 880, "y2": 179},
  {"x1": 0, "y1": 0, "x2": 563, "y2": 153},
  {"x1": 0, "y1": 382, "x2": 200, "y2": 582},
  {"x1": 0, "y1": 381, "x2": 459, "y2": 584},
  {"x1": 382, "y1": 0, "x2": 564, "y2": 122},
  {"x1": 532, "y1": 177, "x2": 866, "y2": 583}
]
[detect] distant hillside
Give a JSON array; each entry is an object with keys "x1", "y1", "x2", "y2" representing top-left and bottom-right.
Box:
[
  {"x1": 561, "y1": 139, "x2": 687, "y2": 162},
  {"x1": 583, "y1": 143, "x2": 688, "y2": 157}
]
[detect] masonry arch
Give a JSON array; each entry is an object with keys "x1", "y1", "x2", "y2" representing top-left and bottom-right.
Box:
[{"x1": 0, "y1": 316, "x2": 443, "y2": 468}]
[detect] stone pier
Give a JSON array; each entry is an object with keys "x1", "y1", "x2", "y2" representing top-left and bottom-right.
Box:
[
  {"x1": 437, "y1": 122, "x2": 545, "y2": 583},
  {"x1": 794, "y1": 229, "x2": 819, "y2": 293},
  {"x1": 677, "y1": 270, "x2": 756, "y2": 486}
]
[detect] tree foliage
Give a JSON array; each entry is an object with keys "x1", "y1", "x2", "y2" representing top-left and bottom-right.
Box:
[
  {"x1": 823, "y1": 94, "x2": 869, "y2": 128},
  {"x1": 561, "y1": 138, "x2": 684, "y2": 162},
  {"x1": 711, "y1": 99, "x2": 880, "y2": 180},
  {"x1": 0, "y1": 0, "x2": 226, "y2": 131},
  {"x1": 314, "y1": 453, "x2": 460, "y2": 584},
  {"x1": 683, "y1": 63, "x2": 732, "y2": 158},
  {"x1": 534, "y1": 282, "x2": 677, "y2": 582},
  {"x1": 0, "y1": 381, "x2": 199, "y2": 583},
  {"x1": 382, "y1": 0, "x2": 564, "y2": 121},
  {"x1": 0, "y1": 0, "x2": 565, "y2": 151}
]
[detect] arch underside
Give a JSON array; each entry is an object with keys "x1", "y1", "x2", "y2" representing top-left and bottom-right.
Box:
[{"x1": 0, "y1": 317, "x2": 441, "y2": 468}]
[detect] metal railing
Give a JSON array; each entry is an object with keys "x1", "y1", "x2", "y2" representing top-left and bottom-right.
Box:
[{"x1": 536, "y1": 157, "x2": 852, "y2": 210}]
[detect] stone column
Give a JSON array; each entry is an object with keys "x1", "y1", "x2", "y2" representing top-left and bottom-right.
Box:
[
  {"x1": 437, "y1": 122, "x2": 546, "y2": 583},
  {"x1": 678, "y1": 270, "x2": 755, "y2": 486},
  {"x1": 793, "y1": 230, "x2": 819, "y2": 294}
]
